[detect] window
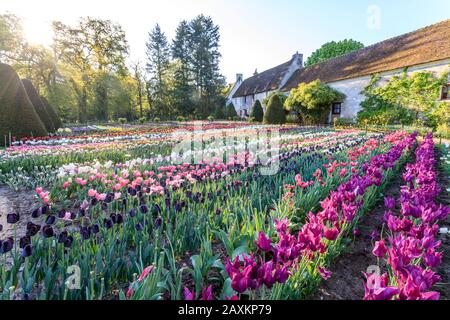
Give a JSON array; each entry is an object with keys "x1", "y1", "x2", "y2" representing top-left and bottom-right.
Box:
[
  {"x1": 441, "y1": 84, "x2": 450, "y2": 100},
  {"x1": 332, "y1": 103, "x2": 342, "y2": 115}
]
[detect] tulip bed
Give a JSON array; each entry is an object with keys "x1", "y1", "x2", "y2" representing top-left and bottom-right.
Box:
[
  {"x1": 364, "y1": 134, "x2": 449, "y2": 300},
  {"x1": 0, "y1": 123, "x2": 446, "y2": 300}
]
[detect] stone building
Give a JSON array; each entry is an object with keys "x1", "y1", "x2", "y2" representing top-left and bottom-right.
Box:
[{"x1": 228, "y1": 20, "x2": 450, "y2": 122}]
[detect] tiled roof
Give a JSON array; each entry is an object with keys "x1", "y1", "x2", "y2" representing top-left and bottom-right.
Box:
[{"x1": 282, "y1": 19, "x2": 450, "y2": 91}]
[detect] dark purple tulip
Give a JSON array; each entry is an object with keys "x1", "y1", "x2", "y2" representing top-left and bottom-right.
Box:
[
  {"x1": 165, "y1": 198, "x2": 171, "y2": 208},
  {"x1": 122, "y1": 198, "x2": 127, "y2": 206},
  {"x1": 71, "y1": 212, "x2": 77, "y2": 220},
  {"x1": 135, "y1": 223, "x2": 143, "y2": 232},
  {"x1": 0, "y1": 224, "x2": 3, "y2": 232},
  {"x1": 45, "y1": 215, "x2": 56, "y2": 225},
  {"x1": 175, "y1": 202, "x2": 182, "y2": 212},
  {"x1": 22, "y1": 294, "x2": 30, "y2": 300},
  {"x1": 78, "y1": 208, "x2": 86, "y2": 217},
  {"x1": 32, "y1": 207, "x2": 42, "y2": 218},
  {"x1": 101, "y1": 202, "x2": 108, "y2": 211},
  {"x1": 58, "y1": 231, "x2": 69, "y2": 244},
  {"x1": 110, "y1": 214, "x2": 118, "y2": 224},
  {"x1": 216, "y1": 209, "x2": 221, "y2": 216},
  {"x1": 153, "y1": 204, "x2": 161, "y2": 214},
  {"x1": 104, "y1": 218, "x2": 113, "y2": 229},
  {"x1": 19, "y1": 236, "x2": 31, "y2": 249},
  {"x1": 64, "y1": 236, "x2": 73, "y2": 248},
  {"x1": 129, "y1": 208, "x2": 137, "y2": 217},
  {"x1": 0, "y1": 238, "x2": 14, "y2": 254},
  {"x1": 129, "y1": 189, "x2": 137, "y2": 196},
  {"x1": 42, "y1": 205, "x2": 49, "y2": 215},
  {"x1": 57, "y1": 209, "x2": 66, "y2": 218},
  {"x1": 140, "y1": 205, "x2": 148, "y2": 214},
  {"x1": 21, "y1": 244, "x2": 33, "y2": 257},
  {"x1": 116, "y1": 214, "x2": 124, "y2": 224},
  {"x1": 136, "y1": 185, "x2": 142, "y2": 192},
  {"x1": 80, "y1": 227, "x2": 91, "y2": 240},
  {"x1": 42, "y1": 225, "x2": 54, "y2": 238},
  {"x1": 105, "y1": 194, "x2": 113, "y2": 203},
  {"x1": 92, "y1": 224, "x2": 100, "y2": 234},
  {"x1": 91, "y1": 198, "x2": 98, "y2": 206},
  {"x1": 154, "y1": 216, "x2": 163, "y2": 229},
  {"x1": 7, "y1": 213, "x2": 20, "y2": 224}
]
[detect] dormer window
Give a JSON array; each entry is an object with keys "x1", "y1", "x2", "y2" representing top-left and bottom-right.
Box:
[{"x1": 441, "y1": 84, "x2": 450, "y2": 100}]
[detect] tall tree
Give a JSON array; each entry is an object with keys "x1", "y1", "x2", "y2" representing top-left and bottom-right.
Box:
[
  {"x1": 189, "y1": 15, "x2": 225, "y2": 118},
  {"x1": 131, "y1": 61, "x2": 146, "y2": 118},
  {"x1": 146, "y1": 24, "x2": 170, "y2": 117},
  {"x1": 0, "y1": 13, "x2": 24, "y2": 63},
  {"x1": 172, "y1": 20, "x2": 194, "y2": 116},
  {"x1": 52, "y1": 17, "x2": 129, "y2": 122},
  {"x1": 305, "y1": 39, "x2": 364, "y2": 67}
]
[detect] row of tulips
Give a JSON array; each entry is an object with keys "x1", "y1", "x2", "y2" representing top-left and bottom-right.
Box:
[
  {"x1": 219, "y1": 132, "x2": 417, "y2": 300},
  {"x1": 364, "y1": 134, "x2": 449, "y2": 300},
  {"x1": 0, "y1": 130, "x2": 386, "y2": 299}
]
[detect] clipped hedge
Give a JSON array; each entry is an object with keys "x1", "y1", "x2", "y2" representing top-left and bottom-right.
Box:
[
  {"x1": 264, "y1": 94, "x2": 286, "y2": 124},
  {"x1": 0, "y1": 63, "x2": 48, "y2": 145},
  {"x1": 40, "y1": 95, "x2": 62, "y2": 130},
  {"x1": 22, "y1": 78, "x2": 55, "y2": 132},
  {"x1": 250, "y1": 99, "x2": 264, "y2": 122}
]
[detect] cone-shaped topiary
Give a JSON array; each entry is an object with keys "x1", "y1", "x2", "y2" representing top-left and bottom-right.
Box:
[
  {"x1": 264, "y1": 94, "x2": 286, "y2": 124},
  {"x1": 21, "y1": 78, "x2": 55, "y2": 132},
  {"x1": 40, "y1": 95, "x2": 62, "y2": 130},
  {"x1": 214, "y1": 104, "x2": 226, "y2": 120},
  {"x1": 226, "y1": 103, "x2": 238, "y2": 119},
  {"x1": 0, "y1": 63, "x2": 48, "y2": 146},
  {"x1": 250, "y1": 99, "x2": 264, "y2": 122}
]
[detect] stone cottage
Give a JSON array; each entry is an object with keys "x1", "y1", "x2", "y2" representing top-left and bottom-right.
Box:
[
  {"x1": 227, "y1": 52, "x2": 303, "y2": 118},
  {"x1": 228, "y1": 19, "x2": 450, "y2": 122}
]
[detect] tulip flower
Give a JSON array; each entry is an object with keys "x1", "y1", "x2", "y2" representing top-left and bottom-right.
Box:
[{"x1": 372, "y1": 240, "x2": 388, "y2": 258}]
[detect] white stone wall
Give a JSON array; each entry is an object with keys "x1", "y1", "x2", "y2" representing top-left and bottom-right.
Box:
[
  {"x1": 231, "y1": 91, "x2": 274, "y2": 117},
  {"x1": 327, "y1": 59, "x2": 450, "y2": 120}
]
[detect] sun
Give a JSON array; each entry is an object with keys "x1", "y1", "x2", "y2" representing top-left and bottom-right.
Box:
[{"x1": 22, "y1": 17, "x2": 53, "y2": 46}]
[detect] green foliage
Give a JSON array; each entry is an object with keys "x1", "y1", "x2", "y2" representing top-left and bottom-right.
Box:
[
  {"x1": 262, "y1": 91, "x2": 287, "y2": 108},
  {"x1": 0, "y1": 14, "x2": 24, "y2": 62},
  {"x1": 21, "y1": 78, "x2": 55, "y2": 132},
  {"x1": 334, "y1": 117, "x2": 355, "y2": 128},
  {"x1": 118, "y1": 118, "x2": 127, "y2": 125},
  {"x1": 357, "y1": 71, "x2": 448, "y2": 127},
  {"x1": 214, "y1": 104, "x2": 226, "y2": 120},
  {"x1": 138, "y1": 116, "x2": 147, "y2": 124},
  {"x1": 153, "y1": 117, "x2": 161, "y2": 123},
  {"x1": 250, "y1": 99, "x2": 264, "y2": 122},
  {"x1": 286, "y1": 113, "x2": 300, "y2": 124},
  {"x1": 264, "y1": 94, "x2": 286, "y2": 124},
  {"x1": 285, "y1": 80, "x2": 345, "y2": 125},
  {"x1": 226, "y1": 103, "x2": 238, "y2": 119},
  {"x1": 0, "y1": 63, "x2": 47, "y2": 145},
  {"x1": 207, "y1": 115, "x2": 215, "y2": 121},
  {"x1": 305, "y1": 39, "x2": 364, "y2": 67},
  {"x1": 40, "y1": 96, "x2": 62, "y2": 129}
]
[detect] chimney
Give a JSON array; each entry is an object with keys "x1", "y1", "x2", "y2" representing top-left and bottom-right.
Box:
[
  {"x1": 253, "y1": 69, "x2": 258, "y2": 76},
  {"x1": 236, "y1": 73, "x2": 243, "y2": 83},
  {"x1": 292, "y1": 51, "x2": 303, "y2": 67}
]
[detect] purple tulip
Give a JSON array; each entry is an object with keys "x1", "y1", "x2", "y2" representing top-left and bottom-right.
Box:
[
  {"x1": 255, "y1": 232, "x2": 272, "y2": 252},
  {"x1": 372, "y1": 240, "x2": 388, "y2": 258},
  {"x1": 7, "y1": 213, "x2": 20, "y2": 224}
]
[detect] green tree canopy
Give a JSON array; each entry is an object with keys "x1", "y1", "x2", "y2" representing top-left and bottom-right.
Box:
[
  {"x1": 285, "y1": 80, "x2": 346, "y2": 124},
  {"x1": 305, "y1": 39, "x2": 364, "y2": 67},
  {"x1": 226, "y1": 102, "x2": 238, "y2": 119}
]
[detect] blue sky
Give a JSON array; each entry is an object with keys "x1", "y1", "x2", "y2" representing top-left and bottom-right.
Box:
[{"x1": 2, "y1": 0, "x2": 449, "y2": 83}]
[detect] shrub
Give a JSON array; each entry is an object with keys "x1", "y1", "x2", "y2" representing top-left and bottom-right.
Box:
[
  {"x1": 264, "y1": 94, "x2": 286, "y2": 124},
  {"x1": 138, "y1": 117, "x2": 147, "y2": 124},
  {"x1": 118, "y1": 118, "x2": 127, "y2": 125},
  {"x1": 232, "y1": 116, "x2": 240, "y2": 122},
  {"x1": 286, "y1": 113, "x2": 300, "y2": 124},
  {"x1": 214, "y1": 104, "x2": 226, "y2": 120},
  {"x1": 285, "y1": 80, "x2": 345, "y2": 125},
  {"x1": 207, "y1": 115, "x2": 215, "y2": 122},
  {"x1": 0, "y1": 63, "x2": 47, "y2": 145},
  {"x1": 153, "y1": 117, "x2": 161, "y2": 123},
  {"x1": 248, "y1": 116, "x2": 256, "y2": 123},
  {"x1": 250, "y1": 100, "x2": 264, "y2": 122},
  {"x1": 226, "y1": 103, "x2": 238, "y2": 119},
  {"x1": 21, "y1": 79, "x2": 55, "y2": 132},
  {"x1": 334, "y1": 117, "x2": 355, "y2": 128},
  {"x1": 40, "y1": 96, "x2": 62, "y2": 130},
  {"x1": 176, "y1": 115, "x2": 185, "y2": 122}
]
